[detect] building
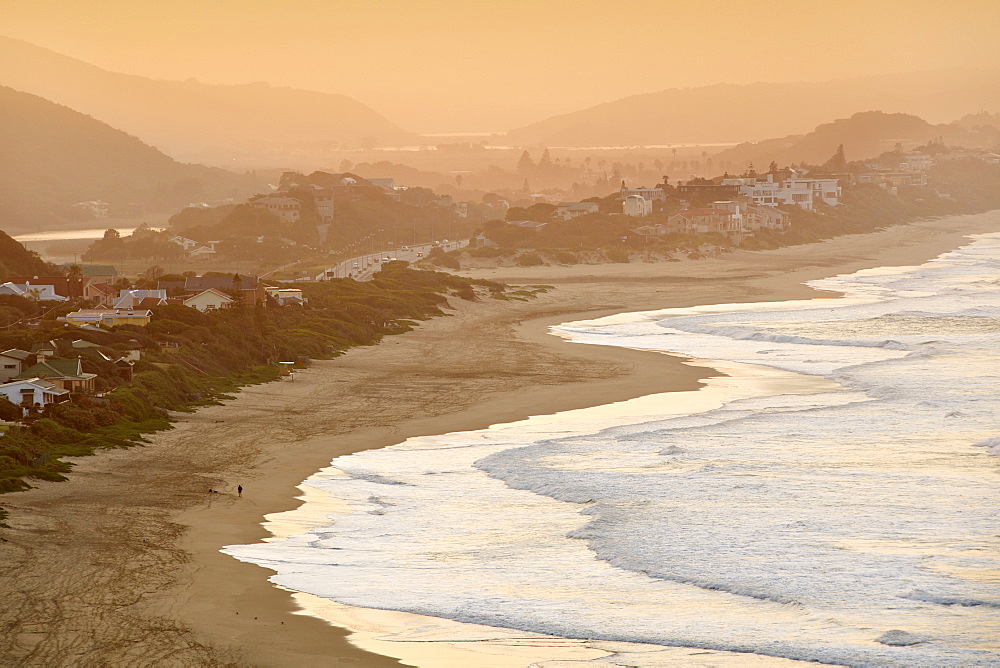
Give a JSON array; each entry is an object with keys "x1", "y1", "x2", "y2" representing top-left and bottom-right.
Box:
[
  {"x1": 623, "y1": 195, "x2": 652, "y2": 217},
  {"x1": 182, "y1": 276, "x2": 265, "y2": 306},
  {"x1": 709, "y1": 201, "x2": 744, "y2": 231},
  {"x1": 168, "y1": 235, "x2": 200, "y2": 252},
  {"x1": 676, "y1": 182, "x2": 741, "y2": 200},
  {"x1": 14, "y1": 358, "x2": 97, "y2": 394},
  {"x1": 183, "y1": 289, "x2": 235, "y2": 312},
  {"x1": 744, "y1": 205, "x2": 790, "y2": 231},
  {"x1": 0, "y1": 282, "x2": 69, "y2": 301},
  {"x1": 251, "y1": 195, "x2": 302, "y2": 223},
  {"x1": 84, "y1": 281, "x2": 117, "y2": 307},
  {"x1": 264, "y1": 287, "x2": 306, "y2": 306},
  {"x1": 114, "y1": 290, "x2": 168, "y2": 309},
  {"x1": 901, "y1": 153, "x2": 932, "y2": 171},
  {"x1": 620, "y1": 185, "x2": 666, "y2": 202},
  {"x1": 0, "y1": 378, "x2": 70, "y2": 414},
  {"x1": 727, "y1": 173, "x2": 840, "y2": 210},
  {"x1": 0, "y1": 349, "x2": 32, "y2": 383},
  {"x1": 667, "y1": 208, "x2": 740, "y2": 235},
  {"x1": 782, "y1": 177, "x2": 841, "y2": 208},
  {"x1": 555, "y1": 202, "x2": 599, "y2": 220},
  {"x1": 71, "y1": 200, "x2": 110, "y2": 218},
  {"x1": 64, "y1": 309, "x2": 153, "y2": 328}
]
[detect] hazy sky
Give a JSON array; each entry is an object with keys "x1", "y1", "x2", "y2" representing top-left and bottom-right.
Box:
[{"x1": 1, "y1": 0, "x2": 998, "y2": 133}]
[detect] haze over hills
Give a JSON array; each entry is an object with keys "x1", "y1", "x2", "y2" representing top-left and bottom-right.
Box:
[
  {"x1": 0, "y1": 85, "x2": 252, "y2": 233},
  {"x1": 506, "y1": 71, "x2": 1000, "y2": 147},
  {"x1": 0, "y1": 35, "x2": 417, "y2": 163},
  {"x1": 712, "y1": 110, "x2": 1000, "y2": 169}
]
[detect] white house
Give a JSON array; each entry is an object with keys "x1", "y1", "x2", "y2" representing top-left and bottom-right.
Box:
[
  {"x1": 0, "y1": 282, "x2": 68, "y2": 301},
  {"x1": 555, "y1": 202, "x2": 599, "y2": 220},
  {"x1": 183, "y1": 289, "x2": 235, "y2": 312},
  {"x1": 782, "y1": 177, "x2": 841, "y2": 208},
  {"x1": 623, "y1": 195, "x2": 652, "y2": 217},
  {"x1": 0, "y1": 378, "x2": 70, "y2": 414}
]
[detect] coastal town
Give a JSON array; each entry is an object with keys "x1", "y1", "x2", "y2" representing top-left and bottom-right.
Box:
[{"x1": 2, "y1": 139, "x2": 996, "y2": 437}]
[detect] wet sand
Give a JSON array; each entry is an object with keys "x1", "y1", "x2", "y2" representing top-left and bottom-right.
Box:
[{"x1": 0, "y1": 212, "x2": 996, "y2": 666}]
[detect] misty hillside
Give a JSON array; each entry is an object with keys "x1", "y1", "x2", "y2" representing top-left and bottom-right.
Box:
[
  {"x1": 0, "y1": 85, "x2": 249, "y2": 231},
  {"x1": 0, "y1": 229, "x2": 53, "y2": 276},
  {"x1": 0, "y1": 35, "x2": 417, "y2": 162},
  {"x1": 712, "y1": 111, "x2": 1000, "y2": 168},
  {"x1": 506, "y1": 71, "x2": 1000, "y2": 146}
]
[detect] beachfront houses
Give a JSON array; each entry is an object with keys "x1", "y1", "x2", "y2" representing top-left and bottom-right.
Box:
[
  {"x1": 720, "y1": 172, "x2": 841, "y2": 210},
  {"x1": 666, "y1": 207, "x2": 742, "y2": 235}
]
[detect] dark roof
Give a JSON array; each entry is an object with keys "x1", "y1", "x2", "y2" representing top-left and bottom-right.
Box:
[
  {"x1": 0, "y1": 348, "x2": 31, "y2": 361},
  {"x1": 15, "y1": 358, "x2": 94, "y2": 380}
]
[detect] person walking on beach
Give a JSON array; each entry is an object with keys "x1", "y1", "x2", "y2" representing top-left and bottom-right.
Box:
[{"x1": 237, "y1": 484, "x2": 243, "y2": 497}]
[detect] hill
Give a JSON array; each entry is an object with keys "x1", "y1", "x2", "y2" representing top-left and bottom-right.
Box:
[
  {"x1": 0, "y1": 85, "x2": 250, "y2": 231},
  {"x1": 0, "y1": 229, "x2": 53, "y2": 276},
  {"x1": 0, "y1": 35, "x2": 417, "y2": 163},
  {"x1": 712, "y1": 111, "x2": 1000, "y2": 169},
  {"x1": 506, "y1": 71, "x2": 1000, "y2": 146}
]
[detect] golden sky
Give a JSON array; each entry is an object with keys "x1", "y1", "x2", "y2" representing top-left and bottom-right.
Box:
[{"x1": 1, "y1": 0, "x2": 998, "y2": 133}]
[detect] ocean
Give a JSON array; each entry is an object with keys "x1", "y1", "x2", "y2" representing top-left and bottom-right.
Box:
[{"x1": 225, "y1": 232, "x2": 1000, "y2": 666}]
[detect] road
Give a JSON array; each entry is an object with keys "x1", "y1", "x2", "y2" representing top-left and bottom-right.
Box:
[{"x1": 314, "y1": 239, "x2": 468, "y2": 281}]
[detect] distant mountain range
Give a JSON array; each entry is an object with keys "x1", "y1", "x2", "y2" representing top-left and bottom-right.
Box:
[
  {"x1": 712, "y1": 111, "x2": 1000, "y2": 168},
  {"x1": 506, "y1": 72, "x2": 1000, "y2": 146},
  {"x1": 0, "y1": 85, "x2": 250, "y2": 232},
  {"x1": 0, "y1": 35, "x2": 417, "y2": 162}
]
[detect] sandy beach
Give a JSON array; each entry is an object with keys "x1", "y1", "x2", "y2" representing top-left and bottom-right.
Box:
[{"x1": 0, "y1": 211, "x2": 997, "y2": 667}]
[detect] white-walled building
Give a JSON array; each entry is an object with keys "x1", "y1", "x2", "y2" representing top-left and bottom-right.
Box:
[
  {"x1": 0, "y1": 378, "x2": 70, "y2": 414},
  {"x1": 623, "y1": 195, "x2": 652, "y2": 217},
  {"x1": 183, "y1": 289, "x2": 235, "y2": 312}
]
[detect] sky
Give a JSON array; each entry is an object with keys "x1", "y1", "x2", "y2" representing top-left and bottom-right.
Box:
[{"x1": 1, "y1": 0, "x2": 998, "y2": 133}]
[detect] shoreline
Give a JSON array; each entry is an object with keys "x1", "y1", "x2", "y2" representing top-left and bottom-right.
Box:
[{"x1": 0, "y1": 211, "x2": 997, "y2": 666}]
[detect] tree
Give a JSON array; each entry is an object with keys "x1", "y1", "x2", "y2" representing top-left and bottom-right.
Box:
[
  {"x1": 538, "y1": 148, "x2": 553, "y2": 172},
  {"x1": 517, "y1": 150, "x2": 534, "y2": 175},
  {"x1": 823, "y1": 144, "x2": 848, "y2": 172}
]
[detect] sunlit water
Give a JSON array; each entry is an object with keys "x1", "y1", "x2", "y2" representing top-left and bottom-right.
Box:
[{"x1": 225, "y1": 233, "x2": 1000, "y2": 666}]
